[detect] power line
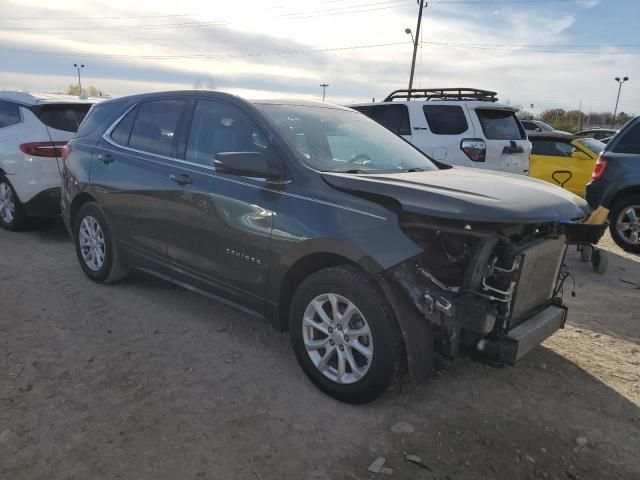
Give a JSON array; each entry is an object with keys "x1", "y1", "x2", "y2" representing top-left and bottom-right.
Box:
[
  {"x1": 0, "y1": 0, "x2": 587, "y2": 28},
  {"x1": 3, "y1": 40, "x2": 639, "y2": 62}
]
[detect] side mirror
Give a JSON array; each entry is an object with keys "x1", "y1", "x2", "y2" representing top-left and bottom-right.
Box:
[
  {"x1": 214, "y1": 151, "x2": 282, "y2": 180},
  {"x1": 536, "y1": 127, "x2": 543, "y2": 132}
]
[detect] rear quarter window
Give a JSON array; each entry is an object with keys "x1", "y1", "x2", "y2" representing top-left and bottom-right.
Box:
[
  {"x1": 476, "y1": 109, "x2": 525, "y2": 140},
  {"x1": 422, "y1": 105, "x2": 468, "y2": 135},
  {"x1": 76, "y1": 101, "x2": 126, "y2": 138},
  {"x1": 611, "y1": 122, "x2": 640, "y2": 154},
  {"x1": 353, "y1": 104, "x2": 411, "y2": 136},
  {"x1": 0, "y1": 100, "x2": 22, "y2": 128},
  {"x1": 32, "y1": 104, "x2": 92, "y2": 133}
]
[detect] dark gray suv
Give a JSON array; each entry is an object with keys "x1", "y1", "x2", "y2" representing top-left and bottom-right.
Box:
[
  {"x1": 61, "y1": 90, "x2": 589, "y2": 403},
  {"x1": 586, "y1": 116, "x2": 640, "y2": 253}
]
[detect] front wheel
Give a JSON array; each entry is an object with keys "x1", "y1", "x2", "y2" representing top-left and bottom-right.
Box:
[
  {"x1": 289, "y1": 265, "x2": 404, "y2": 404},
  {"x1": 0, "y1": 176, "x2": 29, "y2": 231},
  {"x1": 609, "y1": 195, "x2": 640, "y2": 253},
  {"x1": 73, "y1": 202, "x2": 129, "y2": 283}
]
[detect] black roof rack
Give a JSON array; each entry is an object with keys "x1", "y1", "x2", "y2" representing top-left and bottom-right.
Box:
[{"x1": 383, "y1": 88, "x2": 498, "y2": 102}]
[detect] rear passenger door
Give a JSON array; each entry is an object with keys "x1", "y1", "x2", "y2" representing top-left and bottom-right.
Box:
[
  {"x1": 92, "y1": 98, "x2": 188, "y2": 271},
  {"x1": 163, "y1": 99, "x2": 279, "y2": 313}
]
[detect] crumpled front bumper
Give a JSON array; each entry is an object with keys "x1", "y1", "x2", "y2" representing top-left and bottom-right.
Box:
[{"x1": 480, "y1": 304, "x2": 567, "y2": 365}]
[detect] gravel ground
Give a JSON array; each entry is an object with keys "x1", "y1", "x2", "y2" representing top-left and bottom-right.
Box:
[{"x1": 1, "y1": 221, "x2": 639, "y2": 480}]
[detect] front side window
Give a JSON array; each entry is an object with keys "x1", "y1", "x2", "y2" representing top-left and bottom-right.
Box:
[
  {"x1": 577, "y1": 138, "x2": 605, "y2": 155},
  {"x1": 0, "y1": 100, "x2": 21, "y2": 128},
  {"x1": 476, "y1": 109, "x2": 525, "y2": 140},
  {"x1": 423, "y1": 105, "x2": 468, "y2": 135},
  {"x1": 353, "y1": 104, "x2": 411, "y2": 136},
  {"x1": 127, "y1": 100, "x2": 184, "y2": 156},
  {"x1": 186, "y1": 100, "x2": 267, "y2": 166},
  {"x1": 612, "y1": 122, "x2": 640, "y2": 154},
  {"x1": 257, "y1": 104, "x2": 438, "y2": 173}
]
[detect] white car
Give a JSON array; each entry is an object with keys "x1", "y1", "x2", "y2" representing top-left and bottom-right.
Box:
[
  {"x1": 350, "y1": 88, "x2": 530, "y2": 175},
  {"x1": 0, "y1": 92, "x2": 96, "y2": 230}
]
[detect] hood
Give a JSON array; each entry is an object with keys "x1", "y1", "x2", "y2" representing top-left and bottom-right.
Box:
[{"x1": 322, "y1": 168, "x2": 589, "y2": 224}]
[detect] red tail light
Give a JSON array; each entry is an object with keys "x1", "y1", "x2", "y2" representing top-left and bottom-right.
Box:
[
  {"x1": 592, "y1": 155, "x2": 608, "y2": 180},
  {"x1": 19, "y1": 141, "x2": 68, "y2": 158},
  {"x1": 461, "y1": 138, "x2": 486, "y2": 162}
]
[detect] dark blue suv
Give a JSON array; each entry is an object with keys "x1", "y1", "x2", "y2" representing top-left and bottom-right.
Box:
[
  {"x1": 586, "y1": 116, "x2": 640, "y2": 253},
  {"x1": 61, "y1": 90, "x2": 589, "y2": 403}
]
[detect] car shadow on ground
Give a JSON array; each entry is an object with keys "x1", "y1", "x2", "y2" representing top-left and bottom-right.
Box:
[{"x1": 564, "y1": 247, "x2": 640, "y2": 343}]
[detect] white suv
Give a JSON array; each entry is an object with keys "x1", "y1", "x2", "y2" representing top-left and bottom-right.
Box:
[
  {"x1": 0, "y1": 92, "x2": 96, "y2": 230},
  {"x1": 350, "y1": 88, "x2": 530, "y2": 175}
]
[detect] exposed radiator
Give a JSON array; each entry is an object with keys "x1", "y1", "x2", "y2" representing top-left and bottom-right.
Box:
[{"x1": 510, "y1": 238, "x2": 566, "y2": 321}]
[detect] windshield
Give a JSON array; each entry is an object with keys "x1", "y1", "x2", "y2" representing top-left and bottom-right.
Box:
[
  {"x1": 578, "y1": 138, "x2": 605, "y2": 155},
  {"x1": 256, "y1": 104, "x2": 438, "y2": 173}
]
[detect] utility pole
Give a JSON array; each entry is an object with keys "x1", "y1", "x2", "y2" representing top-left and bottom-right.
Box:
[
  {"x1": 612, "y1": 76, "x2": 629, "y2": 128},
  {"x1": 320, "y1": 83, "x2": 329, "y2": 102},
  {"x1": 407, "y1": 1, "x2": 426, "y2": 100},
  {"x1": 578, "y1": 99, "x2": 583, "y2": 130},
  {"x1": 74, "y1": 63, "x2": 85, "y2": 94}
]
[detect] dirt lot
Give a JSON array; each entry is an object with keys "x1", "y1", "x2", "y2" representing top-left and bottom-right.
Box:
[{"x1": 1, "y1": 221, "x2": 638, "y2": 480}]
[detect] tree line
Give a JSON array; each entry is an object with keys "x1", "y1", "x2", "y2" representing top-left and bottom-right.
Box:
[{"x1": 518, "y1": 108, "x2": 634, "y2": 132}]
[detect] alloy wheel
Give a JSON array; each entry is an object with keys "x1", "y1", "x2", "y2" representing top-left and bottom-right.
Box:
[
  {"x1": 616, "y1": 204, "x2": 640, "y2": 246},
  {"x1": 79, "y1": 216, "x2": 106, "y2": 271},
  {"x1": 0, "y1": 182, "x2": 15, "y2": 225},
  {"x1": 302, "y1": 293, "x2": 374, "y2": 384}
]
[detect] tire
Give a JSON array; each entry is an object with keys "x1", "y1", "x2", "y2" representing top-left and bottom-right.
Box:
[
  {"x1": 579, "y1": 245, "x2": 592, "y2": 262},
  {"x1": 609, "y1": 195, "x2": 640, "y2": 253},
  {"x1": 591, "y1": 249, "x2": 609, "y2": 274},
  {"x1": 0, "y1": 176, "x2": 30, "y2": 231},
  {"x1": 73, "y1": 202, "x2": 129, "y2": 283},
  {"x1": 289, "y1": 265, "x2": 404, "y2": 404}
]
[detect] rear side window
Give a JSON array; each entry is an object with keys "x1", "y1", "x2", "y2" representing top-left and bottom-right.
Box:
[
  {"x1": 423, "y1": 105, "x2": 468, "y2": 135},
  {"x1": 110, "y1": 106, "x2": 138, "y2": 146},
  {"x1": 127, "y1": 100, "x2": 185, "y2": 157},
  {"x1": 0, "y1": 100, "x2": 22, "y2": 128},
  {"x1": 76, "y1": 101, "x2": 125, "y2": 138},
  {"x1": 476, "y1": 109, "x2": 525, "y2": 140},
  {"x1": 354, "y1": 104, "x2": 411, "y2": 136},
  {"x1": 32, "y1": 104, "x2": 91, "y2": 132},
  {"x1": 611, "y1": 122, "x2": 640, "y2": 154}
]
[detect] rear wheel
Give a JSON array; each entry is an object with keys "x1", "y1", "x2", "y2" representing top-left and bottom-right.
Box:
[
  {"x1": 0, "y1": 176, "x2": 29, "y2": 231},
  {"x1": 289, "y1": 265, "x2": 404, "y2": 404},
  {"x1": 609, "y1": 195, "x2": 640, "y2": 253},
  {"x1": 74, "y1": 202, "x2": 129, "y2": 283}
]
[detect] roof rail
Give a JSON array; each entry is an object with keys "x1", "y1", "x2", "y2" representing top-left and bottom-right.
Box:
[{"x1": 383, "y1": 88, "x2": 498, "y2": 102}]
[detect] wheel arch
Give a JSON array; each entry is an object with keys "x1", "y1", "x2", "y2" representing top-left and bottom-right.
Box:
[
  {"x1": 275, "y1": 252, "x2": 361, "y2": 333},
  {"x1": 609, "y1": 186, "x2": 640, "y2": 210},
  {"x1": 70, "y1": 192, "x2": 97, "y2": 228}
]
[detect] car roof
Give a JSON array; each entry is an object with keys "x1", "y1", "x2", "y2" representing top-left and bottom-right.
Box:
[
  {"x1": 576, "y1": 128, "x2": 616, "y2": 133},
  {"x1": 92, "y1": 90, "x2": 352, "y2": 111},
  {"x1": 0, "y1": 91, "x2": 100, "y2": 106},
  {"x1": 348, "y1": 100, "x2": 518, "y2": 112},
  {"x1": 527, "y1": 131, "x2": 576, "y2": 141}
]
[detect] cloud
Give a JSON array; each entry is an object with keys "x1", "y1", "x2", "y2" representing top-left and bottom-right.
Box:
[{"x1": 0, "y1": 0, "x2": 638, "y2": 114}]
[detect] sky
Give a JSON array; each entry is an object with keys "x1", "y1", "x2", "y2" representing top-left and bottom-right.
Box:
[{"x1": 0, "y1": 0, "x2": 638, "y2": 115}]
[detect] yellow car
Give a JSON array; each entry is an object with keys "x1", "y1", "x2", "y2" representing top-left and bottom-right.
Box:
[{"x1": 529, "y1": 132, "x2": 605, "y2": 198}]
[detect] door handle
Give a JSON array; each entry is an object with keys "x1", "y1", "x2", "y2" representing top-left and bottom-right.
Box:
[
  {"x1": 97, "y1": 153, "x2": 113, "y2": 164},
  {"x1": 169, "y1": 173, "x2": 192, "y2": 185}
]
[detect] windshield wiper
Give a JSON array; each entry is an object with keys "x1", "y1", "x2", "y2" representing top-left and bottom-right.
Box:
[
  {"x1": 341, "y1": 169, "x2": 367, "y2": 174},
  {"x1": 406, "y1": 167, "x2": 424, "y2": 172}
]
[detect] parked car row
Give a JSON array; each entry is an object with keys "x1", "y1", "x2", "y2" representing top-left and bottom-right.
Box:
[{"x1": 0, "y1": 87, "x2": 634, "y2": 403}]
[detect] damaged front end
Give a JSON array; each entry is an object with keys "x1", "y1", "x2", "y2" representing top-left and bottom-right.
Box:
[{"x1": 384, "y1": 213, "x2": 570, "y2": 370}]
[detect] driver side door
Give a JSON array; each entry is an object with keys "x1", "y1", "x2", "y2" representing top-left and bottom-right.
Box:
[{"x1": 164, "y1": 98, "x2": 280, "y2": 313}]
